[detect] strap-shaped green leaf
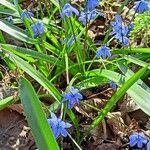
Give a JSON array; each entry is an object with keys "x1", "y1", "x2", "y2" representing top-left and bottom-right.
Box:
[
  {"x1": 19, "y1": 77, "x2": 59, "y2": 150},
  {"x1": 9, "y1": 53, "x2": 62, "y2": 102},
  {"x1": 0, "y1": 20, "x2": 38, "y2": 44},
  {"x1": 0, "y1": 0, "x2": 17, "y2": 12}
]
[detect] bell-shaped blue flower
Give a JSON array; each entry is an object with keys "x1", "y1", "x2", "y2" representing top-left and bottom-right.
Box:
[
  {"x1": 79, "y1": 10, "x2": 104, "y2": 25},
  {"x1": 87, "y1": 0, "x2": 99, "y2": 11},
  {"x1": 129, "y1": 132, "x2": 147, "y2": 148},
  {"x1": 21, "y1": 10, "x2": 34, "y2": 20},
  {"x1": 61, "y1": 3, "x2": 79, "y2": 18},
  {"x1": 96, "y1": 46, "x2": 111, "y2": 59},
  {"x1": 31, "y1": 22, "x2": 44, "y2": 38},
  {"x1": 62, "y1": 86, "x2": 83, "y2": 109},
  {"x1": 134, "y1": 0, "x2": 150, "y2": 13},
  {"x1": 48, "y1": 113, "x2": 72, "y2": 139},
  {"x1": 110, "y1": 15, "x2": 133, "y2": 46},
  {"x1": 109, "y1": 81, "x2": 117, "y2": 91}
]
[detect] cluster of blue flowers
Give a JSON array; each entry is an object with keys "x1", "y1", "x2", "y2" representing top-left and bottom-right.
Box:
[
  {"x1": 20, "y1": 10, "x2": 44, "y2": 38},
  {"x1": 5, "y1": 0, "x2": 150, "y2": 140},
  {"x1": 110, "y1": 15, "x2": 133, "y2": 46},
  {"x1": 61, "y1": 0, "x2": 103, "y2": 25},
  {"x1": 6, "y1": 9, "x2": 44, "y2": 38},
  {"x1": 129, "y1": 132, "x2": 150, "y2": 149},
  {"x1": 48, "y1": 0, "x2": 150, "y2": 140},
  {"x1": 48, "y1": 86, "x2": 83, "y2": 139}
]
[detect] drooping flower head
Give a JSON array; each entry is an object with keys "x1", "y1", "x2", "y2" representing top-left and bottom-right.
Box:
[
  {"x1": 96, "y1": 46, "x2": 111, "y2": 59},
  {"x1": 31, "y1": 22, "x2": 44, "y2": 38},
  {"x1": 79, "y1": 10, "x2": 104, "y2": 25},
  {"x1": 61, "y1": 3, "x2": 79, "y2": 18},
  {"x1": 110, "y1": 15, "x2": 133, "y2": 46},
  {"x1": 134, "y1": 0, "x2": 150, "y2": 13},
  {"x1": 87, "y1": 0, "x2": 99, "y2": 11},
  {"x1": 129, "y1": 132, "x2": 147, "y2": 148},
  {"x1": 48, "y1": 113, "x2": 72, "y2": 139},
  {"x1": 62, "y1": 86, "x2": 83, "y2": 109},
  {"x1": 21, "y1": 10, "x2": 34, "y2": 20},
  {"x1": 109, "y1": 81, "x2": 117, "y2": 91}
]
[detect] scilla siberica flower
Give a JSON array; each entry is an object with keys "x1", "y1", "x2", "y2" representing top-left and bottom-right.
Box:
[
  {"x1": 134, "y1": 0, "x2": 150, "y2": 13},
  {"x1": 31, "y1": 22, "x2": 44, "y2": 38},
  {"x1": 21, "y1": 10, "x2": 34, "y2": 20},
  {"x1": 62, "y1": 86, "x2": 83, "y2": 109},
  {"x1": 87, "y1": 0, "x2": 99, "y2": 11},
  {"x1": 109, "y1": 81, "x2": 117, "y2": 91},
  {"x1": 79, "y1": 10, "x2": 104, "y2": 25},
  {"x1": 110, "y1": 15, "x2": 132, "y2": 46},
  {"x1": 96, "y1": 46, "x2": 111, "y2": 59},
  {"x1": 61, "y1": 3, "x2": 79, "y2": 18},
  {"x1": 48, "y1": 113, "x2": 72, "y2": 138},
  {"x1": 129, "y1": 132, "x2": 147, "y2": 148}
]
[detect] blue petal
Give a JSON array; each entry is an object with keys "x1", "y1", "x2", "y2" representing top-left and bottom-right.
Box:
[
  {"x1": 137, "y1": 140, "x2": 144, "y2": 148},
  {"x1": 147, "y1": 141, "x2": 150, "y2": 150},
  {"x1": 51, "y1": 112, "x2": 57, "y2": 119},
  {"x1": 60, "y1": 128, "x2": 68, "y2": 137},
  {"x1": 129, "y1": 134, "x2": 138, "y2": 147}
]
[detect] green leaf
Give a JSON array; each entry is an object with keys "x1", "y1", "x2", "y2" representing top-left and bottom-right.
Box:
[
  {"x1": 19, "y1": 77, "x2": 59, "y2": 150},
  {"x1": 9, "y1": 53, "x2": 62, "y2": 102},
  {"x1": 0, "y1": 0, "x2": 17, "y2": 12},
  {"x1": 84, "y1": 68, "x2": 150, "y2": 116},
  {"x1": 76, "y1": 77, "x2": 107, "y2": 90},
  {"x1": 0, "y1": 20, "x2": 38, "y2": 44},
  {"x1": 0, "y1": 96, "x2": 14, "y2": 111},
  {"x1": 124, "y1": 55, "x2": 150, "y2": 69},
  {"x1": 113, "y1": 48, "x2": 150, "y2": 54},
  {"x1": 1, "y1": 44, "x2": 63, "y2": 67}
]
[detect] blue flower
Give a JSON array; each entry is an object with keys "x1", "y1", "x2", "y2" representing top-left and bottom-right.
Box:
[
  {"x1": 109, "y1": 81, "x2": 117, "y2": 91},
  {"x1": 96, "y1": 46, "x2": 111, "y2": 59},
  {"x1": 129, "y1": 132, "x2": 147, "y2": 148},
  {"x1": 61, "y1": 3, "x2": 79, "y2": 18},
  {"x1": 87, "y1": 0, "x2": 99, "y2": 11},
  {"x1": 147, "y1": 141, "x2": 150, "y2": 150},
  {"x1": 110, "y1": 15, "x2": 132, "y2": 46},
  {"x1": 31, "y1": 22, "x2": 44, "y2": 38},
  {"x1": 62, "y1": 86, "x2": 83, "y2": 109},
  {"x1": 79, "y1": 10, "x2": 104, "y2": 25},
  {"x1": 134, "y1": 0, "x2": 149, "y2": 13},
  {"x1": 5, "y1": 16, "x2": 13, "y2": 23},
  {"x1": 48, "y1": 113, "x2": 72, "y2": 139},
  {"x1": 21, "y1": 10, "x2": 34, "y2": 20}
]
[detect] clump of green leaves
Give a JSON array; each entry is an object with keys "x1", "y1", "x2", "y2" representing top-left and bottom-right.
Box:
[{"x1": 130, "y1": 10, "x2": 150, "y2": 45}]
